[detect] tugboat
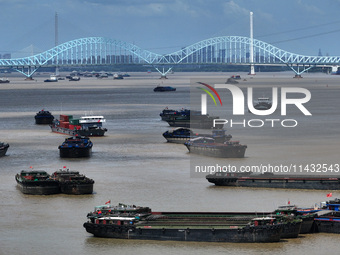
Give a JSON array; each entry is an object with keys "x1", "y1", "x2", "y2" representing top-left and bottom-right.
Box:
[
  {"x1": 184, "y1": 135, "x2": 247, "y2": 158},
  {"x1": 15, "y1": 170, "x2": 60, "y2": 195},
  {"x1": 153, "y1": 85, "x2": 176, "y2": 92},
  {"x1": 50, "y1": 114, "x2": 107, "y2": 136},
  {"x1": 206, "y1": 172, "x2": 340, "y2": 190},
  {"x1": 83, "y1": 203, "x2": 283, "y2": 242},
  {"x1": 52, "y1": 167, "x2": 94, "y2": 194},
  {"x1": 58, "y1": 136, "x2": 93, "y2": 158},
  {"x1": 34, "y1": 109, "x2": 54, "y2": 124},
  {"x1": 0, "y1": 142, "x2": 9, "y2": 157}
]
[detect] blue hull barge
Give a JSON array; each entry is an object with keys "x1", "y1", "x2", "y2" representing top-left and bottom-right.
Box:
[{"x1": 58, "y1": 136, "x2": 93, "y2": 158}]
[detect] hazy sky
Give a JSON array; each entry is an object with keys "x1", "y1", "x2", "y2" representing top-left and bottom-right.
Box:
[{"x1": 1, "y1": 0, "x2": 340, "y2": 57}]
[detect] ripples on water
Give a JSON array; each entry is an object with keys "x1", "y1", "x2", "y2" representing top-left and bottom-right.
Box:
[{"x1": 1, "y1": 72, "x2": 340, "y2": 254}]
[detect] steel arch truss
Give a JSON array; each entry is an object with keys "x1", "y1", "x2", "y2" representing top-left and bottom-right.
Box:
[{"x1": 1, "y1": 36, "x2": 340, "y2": 76}]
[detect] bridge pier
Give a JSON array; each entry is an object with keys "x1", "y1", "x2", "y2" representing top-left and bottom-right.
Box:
[
  {"x1": 154, "y1": 66, "x2": 173, "y2": 79},
  {"x1": 287, "y1": 64, "x2": 314, "y2": 78},
  {"x1": 12, "y1": 66, "x2": 40, "y2": 80},
  {"x1": 248, "y1": 64, "x2": 255, "y2": 75},
  {"x1": 331, "y1": 65, "x2": 339, "y2": 74}
]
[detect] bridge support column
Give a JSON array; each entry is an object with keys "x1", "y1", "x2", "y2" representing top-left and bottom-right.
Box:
[
  {"x1": 12, "y1": 66, "x2": 40, "y2": 80},
  {"x1": 331, "y1": 65, "x2": 339, "y2": 74},
  {"x1": 154, "y1": 66, "x2": 173, "y2": 79},
  {"x1": 287, "y1": 64, "x2": 314, "y2": 78},
  {"x1": 249, "y1": 64, "x2": 255, "y2": 75}
]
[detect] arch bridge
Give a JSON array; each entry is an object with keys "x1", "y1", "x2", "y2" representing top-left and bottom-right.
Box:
[{"x1": 1, "y1": 36, "x2": 339, "y2": 78}]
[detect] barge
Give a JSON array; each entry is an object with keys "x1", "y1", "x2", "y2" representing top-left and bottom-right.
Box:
[
  {"x1": 52, "y1": 168, "x2": 94, "y2": 194},
  {"x1": 83, "y1": 203, "x2": 286, "y2": 242},
  {"x1": 15, "y1": 170, "x2": 60, "y2": 195},
  {"x1": 35, "y1": 109, "x2": 54, "y2": 124},
  {"x1": 58, "y1": 136, "x2": 93, "y2": 158},
  {"x1": 185, "y1": 136, "x2": 247, "y2": 158},
  {"x1": 206, "y1": 172, "x2": 340, "y2": 190}
]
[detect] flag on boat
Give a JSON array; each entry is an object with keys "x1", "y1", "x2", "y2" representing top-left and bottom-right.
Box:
[
  {"x1": 326, "y1": 193, "x2": 332, "y2": 197},
  {"x1": 105, "y1": 200, "x2": 111, "y2": 204}
]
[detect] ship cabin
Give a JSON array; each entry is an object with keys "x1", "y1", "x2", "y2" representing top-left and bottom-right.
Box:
[
  {"x1": 325, "y1": 203, "x2": 340, "y2": 211},
  {"x1": 189, "y1": 137, "x2": 215, "y2": 144},
  {"x1": 94, "y1": 216, "x2": 137, "y2": 226},
  {"x1": 169, "y1": 127, "x2": 193, "y2": 136},
  {"x1": 19, "y1": 170, "x2": 50, "y2": 180},
  {"x1": 251, "y1": 217, "x2": 276, "y2": 226},
  {"x1": 79, "y1": 116, "x2": 106, "y2": 124}
]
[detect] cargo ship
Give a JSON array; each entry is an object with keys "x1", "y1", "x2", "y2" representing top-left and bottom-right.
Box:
[
  {"x1": 83, "y1": 203, "x2": 284, "y2": 242},
  {"x1": 58, "y1": 136, "x2": 93, "y2": 158},
  {"x1": 34, "y1": 109, "x2": 54, "y2": 124},
  {"x1": 50, "y1": 114, "x2": 107, "y2": 136},
  {"x1": 52, "y1": 168, "x2": 94, "y2": 194},
  {"x1": 15, "y1": 170, "x2": 60, "y2": 195},
  {"x1": 206, "y1": 172, "x2": 340, "y2": 190}
]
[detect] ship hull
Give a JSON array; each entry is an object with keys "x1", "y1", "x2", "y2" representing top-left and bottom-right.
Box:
[
  {"x1": 314, "y1": 218, "x2": 340, "y2": 233},
  {"x1": 186, "y1": 144, "x2": 246, "y2": 158},
  {"x1": 83, "y1": 223, "x2": 282, "y2": 243},
  {"x1": 59, "y1": 183, "x2": 93, "y2": 194},
  {"x1": 298, "y1": 217, "x2": 316, "y2": 234},
  {"x1": 206, "y1": 176, "x2": 340, "y2": 190},
  {"x1": 15, "y1": 180, "x2": 60, "y2": 195},
  {"x1": 59, "y1": 147, "x2": 92, "y2": 158},
  {"x1": 163, "y1": 136, "x2": 190, "y2": 144},
  {"x1": 0, "y1": 144, "x2": 9, "y2": 157},
  {"x1": 35, "y1": 116, "x2": 54, "y2": 124},
  {"x1": 50, "y1": 126, "x2": 106, "y2": 136},
  {"x1": 280, "y1": 221, "x2": 302, "y2": 238}
]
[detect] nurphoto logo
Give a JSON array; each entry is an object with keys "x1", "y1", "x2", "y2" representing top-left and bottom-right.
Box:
[{"x1": 197, "y1": 83, "x2": 312, "y2": 128}]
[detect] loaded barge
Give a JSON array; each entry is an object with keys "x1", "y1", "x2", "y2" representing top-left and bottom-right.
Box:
[
  {"x1": 15, "y1": 168, "x2": 94, "y2": 195},
  {"x1": 58, "y1": 136, "x2": 93, "y2": 158},
  {"x1": 83, "y1": 203, "x2": 287, "y2": 242}
]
